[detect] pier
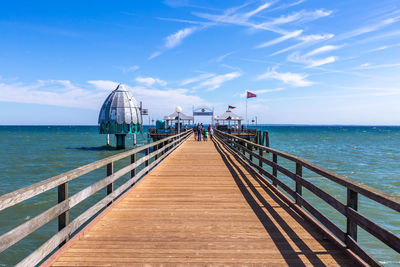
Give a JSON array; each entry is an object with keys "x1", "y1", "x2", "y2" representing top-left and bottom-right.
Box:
[{"x1": 0, "y1": 131, "x2": 399, "y2": 266}]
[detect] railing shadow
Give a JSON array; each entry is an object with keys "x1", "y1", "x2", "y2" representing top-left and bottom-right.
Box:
[{"x1": 213, "y1": 139, "x2": 345, "y2": 266}]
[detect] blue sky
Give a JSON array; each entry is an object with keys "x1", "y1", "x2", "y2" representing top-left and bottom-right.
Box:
[{"x1": 0, "y1": 0, "x2": 399, "y2": 125}]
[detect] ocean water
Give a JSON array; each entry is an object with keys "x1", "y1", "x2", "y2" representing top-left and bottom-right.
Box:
[{"x1": 0, "y1": 125, "x2": 399, "y2": 266}]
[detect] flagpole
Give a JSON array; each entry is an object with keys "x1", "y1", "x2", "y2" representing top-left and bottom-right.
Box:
[{"x1": 245, "y1": 91, "x2": 248, "y2": 130}]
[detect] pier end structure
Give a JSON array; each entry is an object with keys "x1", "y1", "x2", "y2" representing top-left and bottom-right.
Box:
[{"x1": 98, "y1": 84, "x2": 143, "y2": 149}]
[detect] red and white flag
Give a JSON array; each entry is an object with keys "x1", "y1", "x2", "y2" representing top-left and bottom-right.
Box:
[
  {"x1": 228, "y1": 105, "x2": 236, "y2": 109},
  {"x1": 247, "y1": 91, "x2": 257, "y2": 98}
]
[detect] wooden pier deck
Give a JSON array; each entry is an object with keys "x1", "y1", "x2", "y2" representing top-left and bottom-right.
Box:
[{"x1": 45, "y1": 137, "x2": 354, "y2": 266}]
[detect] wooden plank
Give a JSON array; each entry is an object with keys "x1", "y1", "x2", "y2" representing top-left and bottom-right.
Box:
[
  {"x1": 18, "y1": 132, "x2": 193, "y2": 267},
  {"x1": 1, "y1": 131, "x2": 192, "y2": 255},
  {"x1": 48, "y1": 136, "x2": 354, "y2": 266}
]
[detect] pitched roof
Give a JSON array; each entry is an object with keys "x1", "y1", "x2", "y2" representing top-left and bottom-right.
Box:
[
  {"x1": 215, "y1": 110, "x2": 243, "y2": 121},
  {"x1": 98, "y1": 84, "x2": 142, "y2": 125}
]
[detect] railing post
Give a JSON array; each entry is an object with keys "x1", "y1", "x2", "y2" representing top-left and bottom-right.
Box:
[
  {"x1": 58, "y1": 182, "x2": 69, "y2": 247},
  {"x1": 154, "y1": 144, "x2": 158, "y2": 161},
  {"x1": 346, "y1": 189, "x2": 358, "y2": 242},
  {"x1": 272, "y1": 153, "x2": 278, "y2": 186},
  {"x1": 130, "y1": 153, "x2": 136, "y2": 186},
  {"x1": 106, "y1": 162, "x2": 114, "y2": 205},
  {"x1": 145, "y1": 148, "x2": 149, "y2": 173},
  {"x1": 264, "y1": 131, "x2": 269, "y2": 153},
  {"x1": 295, "y1": 163, "x2": 302, "y2": 206},
  {"x1": 248, "y1": 142, "x2": 253, "y2": 161},
  {"x1": 259, "y1": 146, "x2": 263, "y2": 167}
]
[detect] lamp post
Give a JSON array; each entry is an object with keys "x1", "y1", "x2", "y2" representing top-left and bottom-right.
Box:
[{"x1": 176, "y1": 106, "x2": 182, "y2": 134}]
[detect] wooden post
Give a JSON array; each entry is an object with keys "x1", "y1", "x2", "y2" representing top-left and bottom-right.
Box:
[
  {"x1": 272, "y1": 153, "x2": 278, "y2": 186},
  {"x1": 295, "y1": 163, "x2": 302, "y2": 206},
  {"x1": 145, "y1": 148, "x2": 149, "y2": 173},
  {"x1": 130, "y1": 154, "x2": 136, "y2": 184},
  {"x1": 106, "y1": 162, "x2": 114, "y2": 205},
  {"x1": 264, "y1": 131, "x2": 269, "y2": 153},
  {"x1": 154, "y1": 144, "x2": 158, "y2": 161},
  {"x1": 346, "y1": 189, "x2": 358, "y2": 242},
  {"x1": 259, "y1": 146, "x2": 263, "y2": 167},
  {"x1": 248, "y1": 142, "x2": 253, "y2": 161},
  {"x1": 58, "y1": 182, "x2": 69, "y2": 247},
  {"x1": 133, "y1": 134, "x2": 137, "y2": 146}
]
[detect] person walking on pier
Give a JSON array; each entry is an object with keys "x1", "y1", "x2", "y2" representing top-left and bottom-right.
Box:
[
  {"x1": 209, "y1": 126, "x2": 214, "y2": 140},
  {"x1": 193, "y1": 125, "x2": 198, "y2": 140},
  {"x1": 197, "y1": 123, "x2": 202, "y2": 141}
]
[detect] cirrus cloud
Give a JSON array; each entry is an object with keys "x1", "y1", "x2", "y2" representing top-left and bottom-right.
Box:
[{"x1": 257, "y1": 68, "x2": 314, "y2": 87}]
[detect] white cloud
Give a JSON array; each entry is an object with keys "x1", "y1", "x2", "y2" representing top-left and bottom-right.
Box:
[
  {"x1": 194, "y1": 71, "x2": 241, "y2": 91},
  {"x1": 0, "y1": 79, "x2": 108, "y2": 109},
  {"x1": 126, "y1": 85, "x2": 208, "y2": 117},
  {"x1": 257, "y1": 68, "x2": 314, "y2": 87},
  {"x1": 165, "y1": 27, "x2": 198, "y2": 49},
  {"x1": 355, "y1": 63, "x2": 400, "y2": 70},
  {"x1": 299, "y1": 33, "x2": 334, "y2": 42},
  {"x1": 271, "y1": 33, "x2": 334, "y2": 55},
  {"x1": 216, "y1": 51, "x2": 235, "y2": 62},
  {"x1": 149, "y1": 26, "x2": 198, "y2": 59},
  {"x1": 304, "y1": 45, "x2": 343, "y2": 57},
  {"x1": 263, "y1": 9, "x2": 332, "y2": 26},
  {"x1": 180, "y1": 73, "x2": 215, "y2": 86},
  {"x1": 337, "y1": 14, "x2": 400, "y2": 41},
  {"x1": 148, "y1": 51, "x2": 161, "y2": 60},
  {"x1": 243, "y1": 1, "x2": 274, "y2": 18},
  {"x1": 88, "y1": 80, "x2": 119, "y2": 90},
  {"x1": 119, "y1": 65, "x2": 139, "y2": 73},
  {"x1": 360, "y1": 63, "x2": 371, "y2": 68},
  {"x1": 136, "y1": 77, "x2": 167, "y2": 86},
  {"x1": 284, "y1": 44, "x2": 342, "y2": 68},
  {"x1": 367, "y1": 43, "x2": 400, "y2": 53},
  {"x1": 256, "y1": 30, "x2": 303, "y2": 48},
  {"x1": 306, "y1": 56, "x2": 337, "y2": 67},
  {"x1": 0, "y1": 77, "x2": 209, "y2": 119}
]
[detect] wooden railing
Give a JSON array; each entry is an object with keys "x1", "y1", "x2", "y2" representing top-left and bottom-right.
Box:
[
  {"x1": 0, "y1": 130, "x2": 192, "y2": 266},
  {"x1": 215, "y1": 129, "x2": 399, "y2": 267}
]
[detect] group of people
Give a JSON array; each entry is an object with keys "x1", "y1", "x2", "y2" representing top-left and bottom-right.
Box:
[{"x1": 193, "y1": 123, "x2": 214, "y2": 142}]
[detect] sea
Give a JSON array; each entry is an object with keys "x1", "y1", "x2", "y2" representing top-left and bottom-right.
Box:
[{"x1": 0, "y1": 125, "x2": 399, "y2": 266}]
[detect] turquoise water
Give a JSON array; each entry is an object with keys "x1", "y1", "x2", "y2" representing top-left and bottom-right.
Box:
[{"x1": 0, "y1": 125, "x2": 399, "y2": 266}]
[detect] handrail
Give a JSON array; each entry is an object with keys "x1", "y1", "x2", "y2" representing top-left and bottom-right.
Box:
[
  {"x1": 215, "y1": 129, "x2": 399, "y2": 267},
  {"x1": 0, "y1": 130, "x2": 192, "y2": 266},
  {"x1": 216, "y1": 130, "x2": 400, "y2": 212},
  {"x1": 0, "y1": 130, "x2": 189, "y2": 212}
]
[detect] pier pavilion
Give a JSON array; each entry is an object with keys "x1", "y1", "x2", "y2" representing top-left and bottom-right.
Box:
[
  {"x1": 163, "y1": 110, "x2": 194, "y2": 128},
  {"x1": 98, "y1": 84, "x2": 143, "y2": 149},
  {"x1": 215, "y1": 109, "x2": 243, "y2": 129}
]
